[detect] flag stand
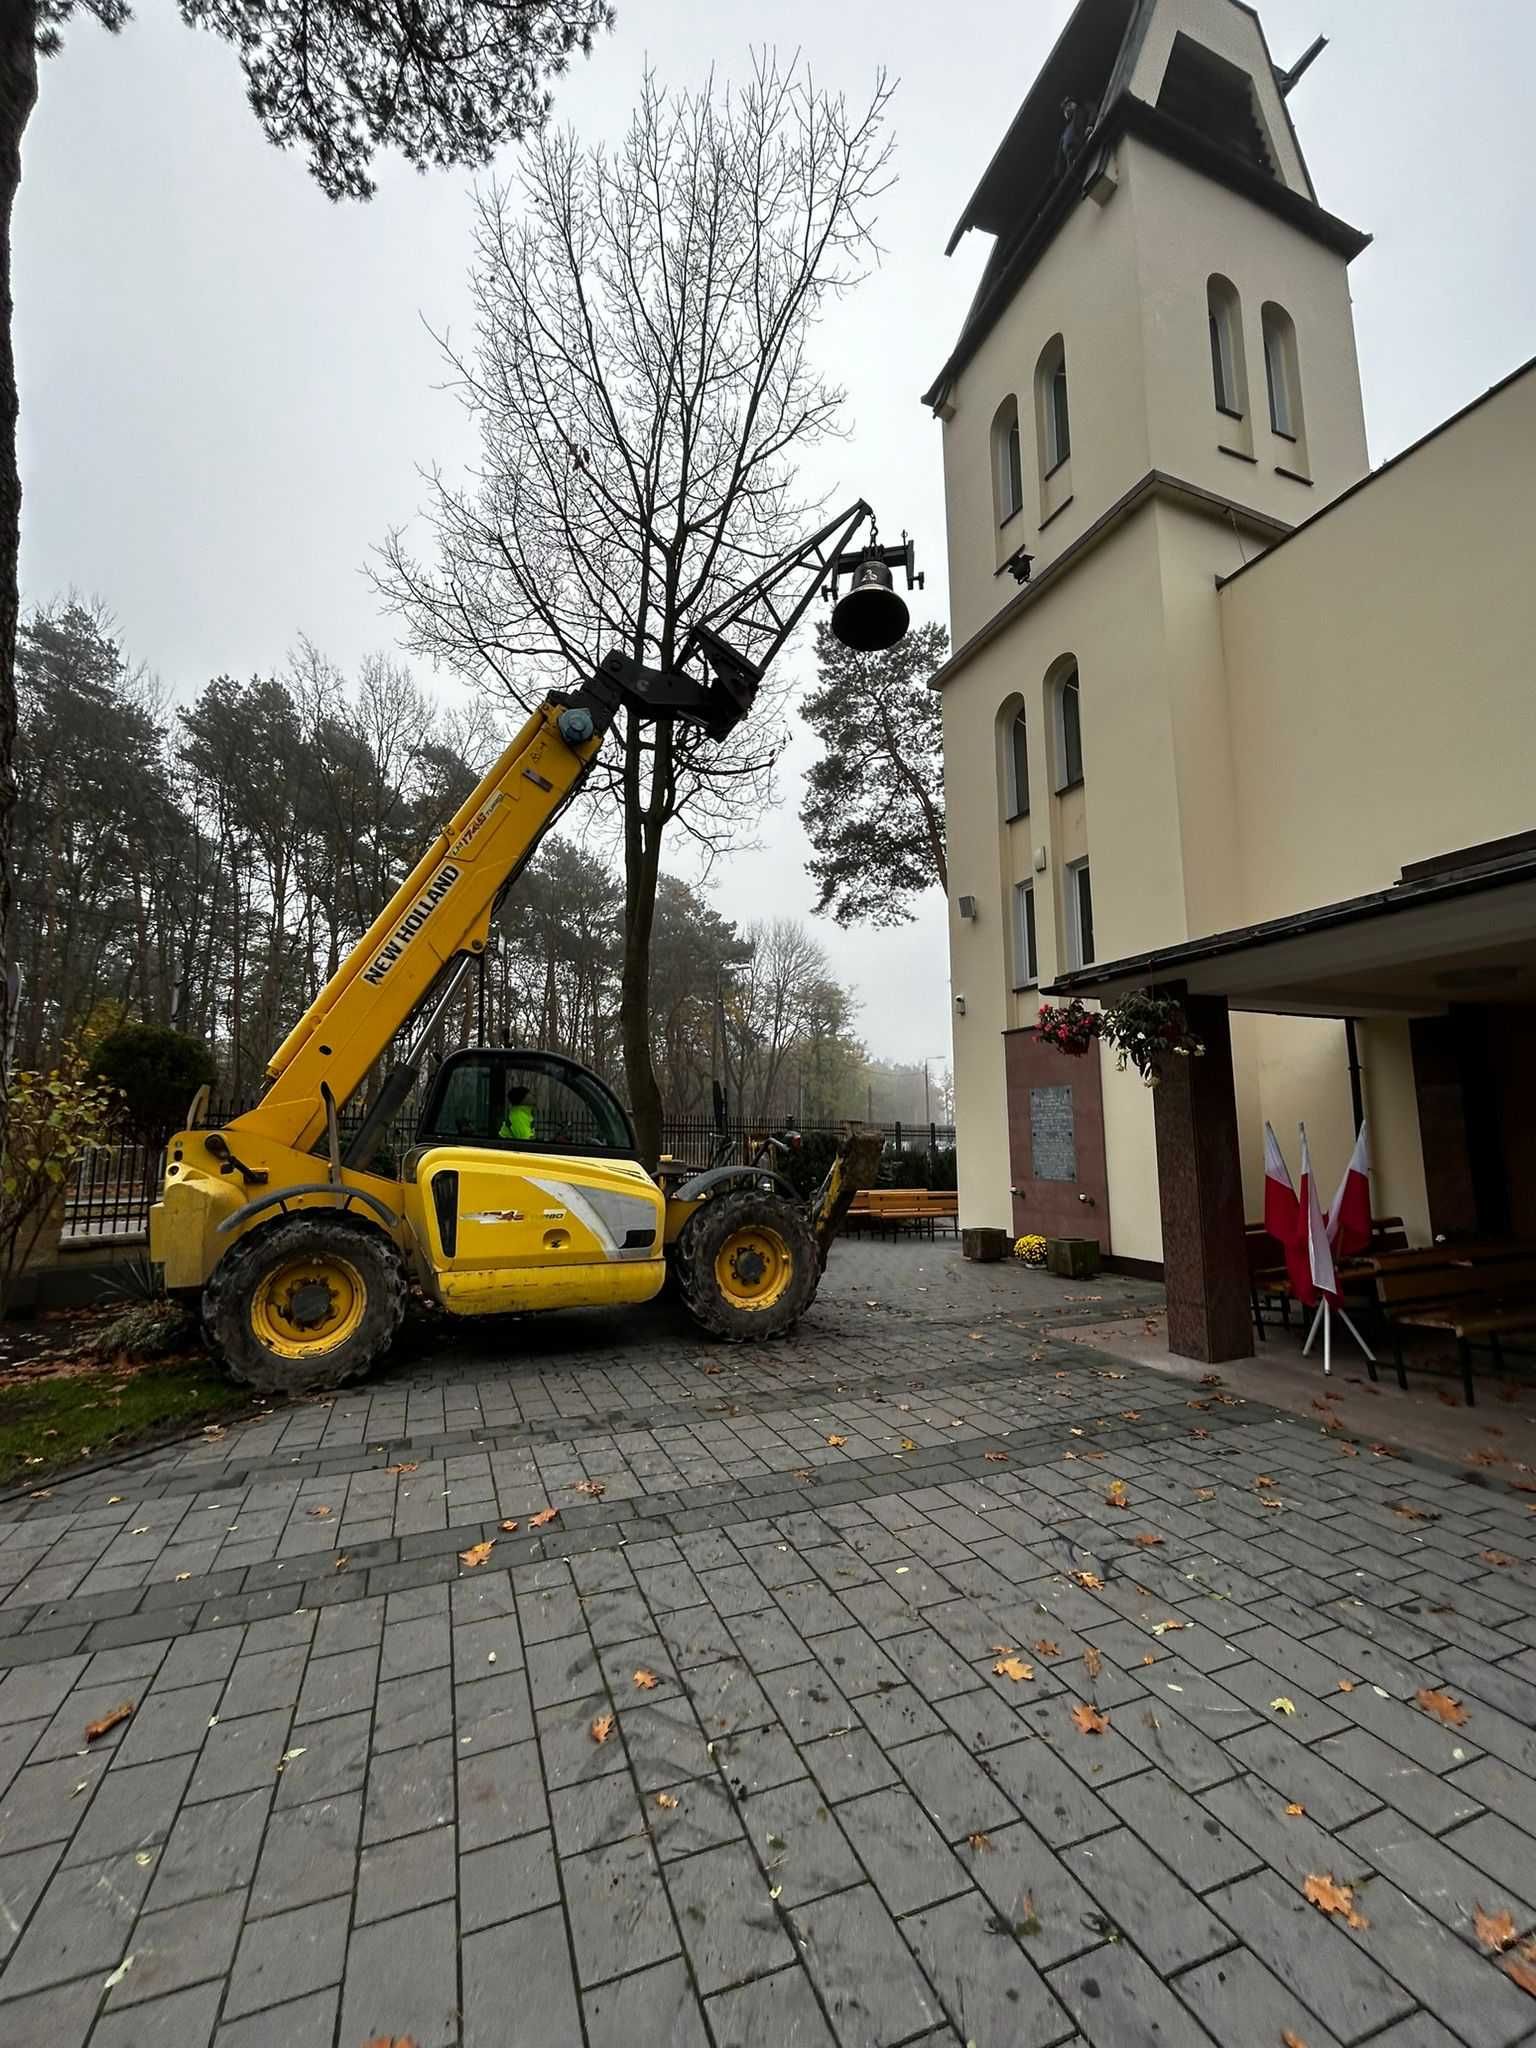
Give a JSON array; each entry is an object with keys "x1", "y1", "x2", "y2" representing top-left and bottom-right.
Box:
[{"x1": 1301, "y1": 1298, "x2": 1375, "y2": 1376}]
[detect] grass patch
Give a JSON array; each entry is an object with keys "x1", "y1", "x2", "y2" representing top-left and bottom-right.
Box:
[{"x1": 0, "y1": 1359, "x2": 251, "y2": 1489}]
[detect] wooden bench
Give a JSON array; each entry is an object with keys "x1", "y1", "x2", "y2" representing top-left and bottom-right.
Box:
[
  {"x1": 1245, "y1": 1217, "x2": 1406, "y2": 1341},
  {"x1": 847, "y1": 1189, "x2": 958, "y2": 1238},
  {"x1": 1370, "y1": 1253, "x2": 1536, "y2": 1405}
]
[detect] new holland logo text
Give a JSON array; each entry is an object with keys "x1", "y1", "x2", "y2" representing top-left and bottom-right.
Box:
[{"x1": 361, "y1": 865, "x2": 460, "y2": 985}]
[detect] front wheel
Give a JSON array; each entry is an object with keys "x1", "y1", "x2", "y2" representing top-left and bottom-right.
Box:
[
  {"x1": 203, "y1": 1213, "x2": 406, "y2": 1393},
  {"x1": 675, "y1": 1191, "x2": 819, "y2": 1342}
]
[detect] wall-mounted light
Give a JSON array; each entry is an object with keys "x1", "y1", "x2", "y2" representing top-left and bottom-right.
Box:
[
  {"x1": 955, "y1": 994, "x2": 967, "y2": 1016},
  {"x1": 957, "y1": 895, "x2": 978, "y2": 920},
  {"x1": 1033, "y1": 847, "x2": 1048, "y2": 873}
]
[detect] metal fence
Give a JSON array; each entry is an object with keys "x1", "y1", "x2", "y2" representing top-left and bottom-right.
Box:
[{"x1": 59, "y1": 1115, "x2": 958, "y2": 1245}]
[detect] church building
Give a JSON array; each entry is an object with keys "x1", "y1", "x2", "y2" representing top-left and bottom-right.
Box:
[{"x1": 928, "y1": 0, "x2": 1536, "y2": 1358}]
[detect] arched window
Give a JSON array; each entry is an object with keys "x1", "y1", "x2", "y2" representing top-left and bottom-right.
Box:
[
  {"x1": 1008, "y1": 706, "x2": 1029, "y2": 817},
  {"x1": 1207, "y1": 275, "x2": 1247, "y2": 419},
  {"x1": 1051, "y1": 660, "x2": 1083, "y2": 790},
  {"x1": 1262, "y1": 302, "x2": 1303, "y2": 441},
  {"x1": 1035, "y1": 335, "x2": 1071, "y2": 477},
  {"x1": 991, "y1": 396, "x2": 1024, "y2": 526},
  {"x1": 996, "y1": 695, "x2": 1030, "y2": 820}
]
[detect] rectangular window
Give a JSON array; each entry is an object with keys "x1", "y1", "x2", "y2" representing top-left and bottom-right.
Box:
[
  {"x1": 1014, "y1": 881, "x2": 1038, "y2": 986},
  {"x1": 1004, "y1": 418, "x2": 1023, "y2": 520},
  {"x1": 1009, "y1": 714, "x2": 1030, "y2": 817},
  {"x1": 1210, "y1": 308, "x2": 1240, "y2": 416},
  {"x1": 1066, "y1": 859, "x2": 1095, "y2": 968}
]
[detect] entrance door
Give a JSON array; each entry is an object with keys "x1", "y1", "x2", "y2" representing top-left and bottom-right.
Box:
[{"x1": 1003, "y1": 1027, "x2": 1112, "y2": 1246}]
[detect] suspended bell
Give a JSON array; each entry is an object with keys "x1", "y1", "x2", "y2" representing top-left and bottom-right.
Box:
[{"x1": 831, "y1": 556, "x2": 910, "y2": 653}]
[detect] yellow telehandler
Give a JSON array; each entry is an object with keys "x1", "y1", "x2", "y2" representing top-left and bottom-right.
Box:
[{"x1": 150, "y1": 505, "x2": 921, "y2": 1392}]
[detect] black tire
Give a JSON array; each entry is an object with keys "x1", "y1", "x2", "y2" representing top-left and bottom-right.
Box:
[
  {"x1": 203, "y1": 1214, "x2": 406, "y2": 1394},
  {"x1": 675, "y1": 1190, "x2": 820, "y2": 1342}
]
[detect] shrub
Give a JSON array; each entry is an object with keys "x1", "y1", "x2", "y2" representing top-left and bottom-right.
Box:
[
  {"x1": 0, "y1": 1047, "x2": 121, "y2": 1311},
  {"x1": 91, "y1": 1024, "x2": 217, "y2": 1132}
]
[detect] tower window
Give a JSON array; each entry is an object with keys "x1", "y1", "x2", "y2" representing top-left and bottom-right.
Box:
[
  {"x1": 1053, "y1": 661, "x2": 1083, "y2": 790},
  {"x1": 1207, "y1": 275, "x2": 1247, "y2": 419},
  {"x1": 1037, "y1": 336, "x2": 1072, "y2": 474},
  {"x1": 1262, "y1": 302, "x2": 1302, "y2": 440},
  {"x1": 1158, "y1": 33, "x2": 1277, "y2": 177},
  {"x1": 991, "y1": 395, "x2": 1024, "y2": 525},
  {"x1": 1009, "y1": 708, "x2": 1030, "y2": 818}
]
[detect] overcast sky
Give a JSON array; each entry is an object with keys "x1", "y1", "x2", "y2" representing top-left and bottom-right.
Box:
[{"x1": 18, "y1": 0, "x2": 1536, "y2": 1072}]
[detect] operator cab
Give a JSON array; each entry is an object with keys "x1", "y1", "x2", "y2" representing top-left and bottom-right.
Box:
[{"x1": 416, "y1": 1049, "x2": 639, "y2": 1159}]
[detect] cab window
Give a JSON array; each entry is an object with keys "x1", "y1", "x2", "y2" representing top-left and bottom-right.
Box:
[{"x1": 421, "y1": 1055, "x2": 635, "y2": 1155}]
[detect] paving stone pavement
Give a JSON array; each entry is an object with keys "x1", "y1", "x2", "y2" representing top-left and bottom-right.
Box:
[{"x1": 0, "y1": 1241, "x2": 1534, "y2": 2048}]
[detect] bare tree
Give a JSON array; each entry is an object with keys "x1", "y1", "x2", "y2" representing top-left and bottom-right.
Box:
[
  {"x1": 380, "y1": 55, "x2": 893, "y2": 1159},
  {"x1": 2, "y1": 0, "x2": 612, "y2": 1147}
]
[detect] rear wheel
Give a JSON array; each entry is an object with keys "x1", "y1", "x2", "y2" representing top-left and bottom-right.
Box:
[
  {"x1": 676, "y1": 1191, "x2": 819, "y2": 1341},
  {"x1": 204, "y1": 1214, "x2": 406, "y2": 1393}
]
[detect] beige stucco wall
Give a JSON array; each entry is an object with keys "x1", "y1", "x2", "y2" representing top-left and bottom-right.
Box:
[
  {"x1": 1219, "y1": 361, "x2": 1536, "y2": 918},
  {"x1": 1128, "y1": 0, "x2": 1311, "y2": 195}
]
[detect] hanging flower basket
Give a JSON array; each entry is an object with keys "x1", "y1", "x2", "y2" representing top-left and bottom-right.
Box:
[
  {"x1": 1037, "y1": 989, "x2": 1204, "y2": 1084},
  {"x1": 1035, "y1": 999, "x2": 1099, "y2": 1058}
]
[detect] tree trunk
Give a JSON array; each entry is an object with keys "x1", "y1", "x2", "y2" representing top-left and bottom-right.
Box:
[
  {"x1": 619, "y1": 714, "x2": 664, "y2": 1164},
  {"x1": 0, "y1": 4, "x2": 35, "y2": 1112}
]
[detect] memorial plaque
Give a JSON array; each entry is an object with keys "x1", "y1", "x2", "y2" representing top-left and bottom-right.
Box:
[{"x1": 1030, "y1": 1084, "x2": 1076, "y2": 1182}]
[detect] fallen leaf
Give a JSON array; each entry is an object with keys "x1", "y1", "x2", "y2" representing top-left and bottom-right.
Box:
[
  {"x1": 826, "y1": 1435, "x2": 848, "y2": 1448},
  {"x1": 1270, "y1": 1697, "x2": 1297, "y2": 1716},
  {"x1": 103, "y1": 1955, "x2": 134, "y2": 1990},
  {"x1": 1392, "y1": 1502, "x2": 1436, "y2": 1522},
  {"x1": 1505, "y1": 1951, "x2": 1536, "y2": 1997},
  {"x1": 1259, "y1": 1498, "x2": 1284, "y2": 1510},
  {"x1": 107, "y1": 1495, "x2": 123, "y2": 1504},
  {"x1": 1255, "y1": 1476, "x2": 1276, "y2": 1488},
  {"x1": 632, "y1": 1669, "x2": 660, "y2": 1690},
  {"x1": 994, "y1": 1655, "x2": 1035, "y2": 1683},
  {"x1": 362, "y1": 2038, "x2": 419, "y2": 2048},
  {"x1": 385, "y1": 1462, "x2": 418, "y2": 1475},
  {"x1": 1479, "y1": 1550, "x2": 1517, "y2": 1568},
  {"x1": 529, "y1": 1507, "x2": 559, "y2": 1528},
  {"x1": 967, "y1": 1831, "x2": 993, "y2": 1852},
  {"x1": 899, "y1": 1438, "x2": 917, "y2": 1452},
  {"x1": 1119, "y1": 1410, "x2": 1142, "y2": 1421},
  {"x1": 1105, "y1": 1480, "x2": 1129, "y2": 1509},
  {"x1": 458, "y1": 1540, "x2": 495, "y2": 1569},
  {"x1": 1336, "y1": 1443, "x2": 1359, "y2": 1457},
  {"x1": 1475, "y1": 1904, "x2": 1518, "y2": 1953},
  {"x1": 1083, "y1": 1645, "x2": 1103, "y2": 1680},
  {"x1": 590, "y1": 1713, "x2": 615, "y2": 1745},
  {"x1": 1190, "y1": 1427, "x2": 1211, "y2": 1440},
  {"x1": 793, "y1": 1469, "x2": 814, "y2": 1482},
  {"x1": 174, "y1": 1572, "x2": 192, "y2": 1582},
  {"x1": 1337, "y1": 1679, "x2": 1356, "y2": 1693},
  {"x1": 1281, "y1": 2032, "x2": 1310, "y2": 2048},
  {"x1": 1285, "y1": 1803, "x2": 1306, "y2": 1817},
  {"x1": 703, "y1": 1363, "x2": 722, "y2": 1374},
  {"x1": 499, "y1": 1519, "x2": 519, "y2": 1533},
  {"x1": 983, "y1": 1451, "x2": 1009, "y2": 1464},
  {"x1": 1415, "y1": 1687, "x2": 1468, "y2": 1728},
  {"x1": 1151, "y1": 1619, "x2": 1186, "y2": 1636},
  {"x1": 306, "y1": 1504, "x2": 332, "y2": 1519},
  {"x1": 334, "y1": 1554, "x2": 350, "y2": 1571},
  {"x1": 574, "y1": 1479, "x2": 606, "y2": 1498},
  {"x1": 1194, "y1": 1488, "x2": 1215, "y2": 1502},
  {"x1": 85, "y1": 1701, "x2": 135, "y2": 1742},
  {"x1": 655, "y1": 1792, "x2": 679, "y2": 1810},
  {"x1": 1303, "y1": 1872, "x2": 1368, "y2": 1930},
  {"x1": 1140, "y1": 1653, "x2": 1156, "y2": 1666},
  {"x1": 1032, "y1": 1639, "x2": 1061, "y2": 1658},
  {"x1": 1069, "y1": 1570, "x2": 1103, "y2": 1591},
  {"x1": 1071, "y1": 1702, "x2": 1110, "y2": 1735},
  {"x1": 1132, "y1": 1531, "x2": 1164, "y2": 1549}
]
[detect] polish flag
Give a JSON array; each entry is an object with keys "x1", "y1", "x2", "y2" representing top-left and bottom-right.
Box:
[
  {"x1": 1327, "y1": 1121, "x2": 1372, "y2": 1262},
  {"x1": 1295, "y1": 1123, "x2": 1339, "y2": 1307},
  {"x1": 1263, "y1": 1122, "x2": 1299, "y2": 1266}
]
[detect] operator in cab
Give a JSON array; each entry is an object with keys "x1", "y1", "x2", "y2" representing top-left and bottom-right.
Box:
[{"x1": 499, "y1": 1085, "x2": 536, "y2": 1142}]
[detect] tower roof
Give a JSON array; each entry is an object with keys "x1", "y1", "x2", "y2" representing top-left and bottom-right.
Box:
[{"x1": 924, "y1": 0, "x2": 1369, "y2": 412}]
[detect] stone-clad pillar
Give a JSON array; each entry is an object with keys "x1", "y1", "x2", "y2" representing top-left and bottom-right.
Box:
[{"x1": 1152, "y1": 990, "x2": 1254, "y2": 1363}]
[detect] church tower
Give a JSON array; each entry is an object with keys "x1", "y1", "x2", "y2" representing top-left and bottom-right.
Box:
[{"x1": 929, "y1": 0, "x2": 1372, "y2": 1259}]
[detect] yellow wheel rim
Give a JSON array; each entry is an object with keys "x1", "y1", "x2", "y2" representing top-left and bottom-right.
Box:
[
  {"x1": 714, "y1": 1225, "x2": 793, "y2": 1311},
  {"x1": 250, "y1": 1254, "x2": 368, "y2": 1358}
]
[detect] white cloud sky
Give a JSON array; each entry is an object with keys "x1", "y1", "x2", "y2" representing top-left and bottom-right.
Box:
[{"x1": 18, "y1": 0, "x2": 1536, "y2": 1069}]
